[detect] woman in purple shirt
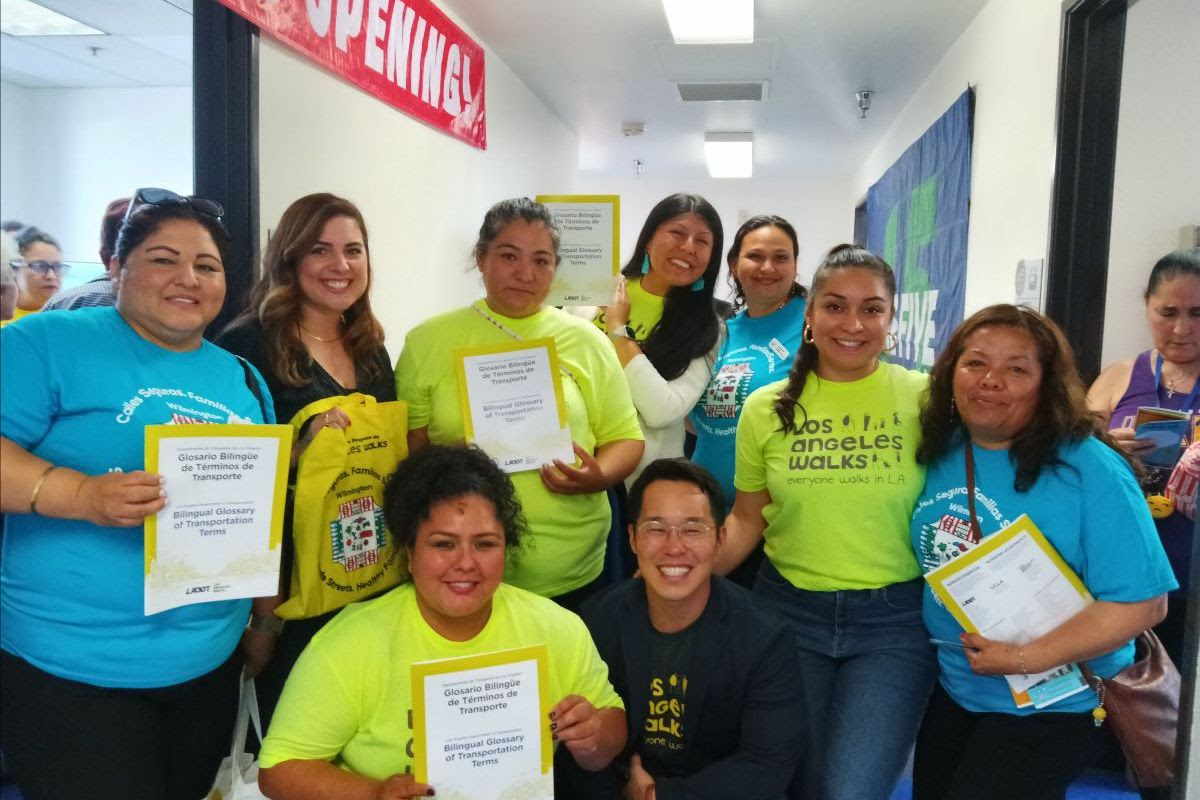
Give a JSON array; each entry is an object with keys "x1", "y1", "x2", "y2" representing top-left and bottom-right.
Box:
[{"x1": 1087, "y1": 246, "x2": 1200, "y2": 664}]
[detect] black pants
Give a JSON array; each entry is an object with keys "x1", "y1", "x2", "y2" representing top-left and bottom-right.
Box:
[
  {"x1": 0, "y1": 648, "x2": 241, "y2": 800},
  {"x1": 913, "y1": 683, "x2": 1111, "y2": 800}
]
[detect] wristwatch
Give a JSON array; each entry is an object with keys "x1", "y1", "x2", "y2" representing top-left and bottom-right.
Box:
[{"x1": 608, "y1": 324, "x2": 635, "y2": 341}]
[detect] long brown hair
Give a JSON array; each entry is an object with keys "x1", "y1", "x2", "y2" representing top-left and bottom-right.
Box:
[
  {"x1": 916, "y1": 304, "x2": 1135, "y2": 490},
  {"x1": 774, "y1": 244, "x2": 896, "y2": 434},
  {"x1": 241, "y1": 193, "x2": 386, "y2": 387}
]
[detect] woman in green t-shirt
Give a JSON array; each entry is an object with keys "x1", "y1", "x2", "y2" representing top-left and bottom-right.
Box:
[
  {"x1": 258, "y1": 444, "x2": 627, "y2": 798},
  {"x1": 395, "y1": 198, "x2": 644, "y2": 608},
  {"x1": 717, "y1": 245, "x2": 936, "y2": 800}
]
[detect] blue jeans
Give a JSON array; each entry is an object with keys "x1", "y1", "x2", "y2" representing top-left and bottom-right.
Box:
[{"x1": 754, "y1": 560, "x2": 937, "y2": 800}]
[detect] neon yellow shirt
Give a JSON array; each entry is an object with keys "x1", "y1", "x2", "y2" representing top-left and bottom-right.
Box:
[
  {"x1": 259, "y1": 583, "x2": 624, "y2": 778},
  {"x1": 593, "y1": 277, "x2": 664, "y2": 342},
  {"x1": 0, "y1": 305, "x2": 36, "y2": 327},
  {"x1": 395, "y1": 300, "x2": 643, "y2": 597},
  {"x1": 735, "y1": 362, "x2": 928, "y2": 590}
]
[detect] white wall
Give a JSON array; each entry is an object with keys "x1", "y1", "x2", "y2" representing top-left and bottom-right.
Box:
[
  {"x1": 569, "y1": 175, "x2": 854, "y2": 304},
  {"x1": 852, "y1": 0, "x2": 1061, "y2": 315},
  {"x1": 0, "y1": 81, "x2": 34, "y2": 234},
  {"x1": 257, "y1": 21, "x2": 578, "y2": 357},
  {"x1": 1101, "y1": 0, "x2": 1200, "y2": 366},
  {"x1": 0, "y1": 82, "x2": 192, "y2": 266}
]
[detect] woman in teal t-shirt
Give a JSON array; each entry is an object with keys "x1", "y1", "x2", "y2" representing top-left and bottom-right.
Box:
[
  {"x1": 690, "y1": 215, "x2": 807, "y2": 583},
  {"x1": 718, "y1": 245, "x2": 936, "y2": 800},
  {"x1": 910, "y1": 305, "x2": 1174, "y2": 799}
]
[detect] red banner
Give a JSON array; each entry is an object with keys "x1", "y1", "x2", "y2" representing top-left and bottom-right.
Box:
[{"x1": 217, "y1": 0, "x2": 486, "y2": 149}]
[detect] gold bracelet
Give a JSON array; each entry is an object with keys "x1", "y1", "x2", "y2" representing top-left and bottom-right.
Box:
[
  {"x1": 29, "y1": 465, "x2": 57, "y2": 513},
  {"x1": 1017, "y1": 646, "x2": 1028, "y2": 677}
]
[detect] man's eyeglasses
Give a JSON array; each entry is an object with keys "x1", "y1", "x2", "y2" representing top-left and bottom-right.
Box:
[
  {"x1": 635, "y1": 521, "x2": 715, "y2": 541},
  {"x1": 9, "y1": 260, "x2": 70, "y2": 277},
  {"x1": 121, "y1": 188, "x2": 225, "y2": 228}
]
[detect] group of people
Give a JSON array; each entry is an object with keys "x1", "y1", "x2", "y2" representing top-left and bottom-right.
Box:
[{"x1": 0, "y1": 186, "x2": 1195, "y2": 800}]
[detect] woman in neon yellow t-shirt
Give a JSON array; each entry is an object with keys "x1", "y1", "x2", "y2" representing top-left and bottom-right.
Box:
[
  {"x1": 258, "y1": 444, "x2": 627, "y2": 799},
  {"x1": 717, "y1": 245, "x2": 936, "y2": 800},
  {"x1": 395, "y1": 198, "x2": 644, "y2": 608}
]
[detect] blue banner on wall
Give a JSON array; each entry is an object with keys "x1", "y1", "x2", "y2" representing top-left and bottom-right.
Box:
[{"x1": 867, "y1": 89, "x2": 972, "y2": 371}]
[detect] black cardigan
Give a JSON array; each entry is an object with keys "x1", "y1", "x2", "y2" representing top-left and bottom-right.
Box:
[
  {"x1": 214, "y1": 315, "x2": 395, "y2": 426},
  {"x1": 557, "y1": 577, "x2": 805, "y2": 800}
]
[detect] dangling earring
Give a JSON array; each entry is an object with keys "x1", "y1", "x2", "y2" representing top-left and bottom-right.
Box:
[
  {"x1": 949, "y1": 397, "x2": 957, "y2": 419},
  {"x1": 641, "y1": 254, "x2": 651, "y2": 275},
  {"x1": 803, "y1": 325, "x2": 815, "y2": 344},
  {"x1": 886, "y1": 331, "x2": 898, "y2": 353},
  {"x1": 690, "y1": 277, "x2": 705, "y2": 292}
]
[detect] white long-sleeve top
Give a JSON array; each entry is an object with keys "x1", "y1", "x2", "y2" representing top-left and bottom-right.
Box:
[{"x1": 622, "y1": 344, "x2": 718, "y2": 486}]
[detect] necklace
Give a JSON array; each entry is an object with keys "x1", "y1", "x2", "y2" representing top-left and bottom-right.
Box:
[
  {"x1": 748, "y1": 294, "x2": 790, "y2": 318},
  {"x1": 1153, "y1": 352, "x2": 1200, "y2": 408},
  {"x1": 298, "y1": 322, "x2": 343, "y2": 343}
]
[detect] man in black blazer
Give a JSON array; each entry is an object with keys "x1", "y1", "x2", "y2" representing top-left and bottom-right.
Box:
[{"x1": 557, "y1": 458, "x2": 804, "y2": 800}]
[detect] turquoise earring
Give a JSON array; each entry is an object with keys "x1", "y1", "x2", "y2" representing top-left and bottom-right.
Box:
[
  {"x1": 690, "y1": 277, "x2": 705, "y2": 292},
  {"x1": 641, "y1": 254, "x2": 651, "y2": 274}
]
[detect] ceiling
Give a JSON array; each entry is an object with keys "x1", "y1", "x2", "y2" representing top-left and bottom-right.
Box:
[
  {"x1": 443, "y1": 0, "x2": 990, "y2": 180},
  {"x1": 0, "y1": 0, "x2": 192, "y2": 88},
  {"x1": 0, "y1": 0, "x2": 989, "y2": 178}
]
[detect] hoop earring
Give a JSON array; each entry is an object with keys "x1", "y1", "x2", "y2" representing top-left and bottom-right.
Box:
[
  {"x1": 803, "y1": 325, "x2": 815, "y2": 344},
  {"x1": 886, "y1": 331, "x2": 898, "y2": 352},
  {"x1": 641, "y1": 254, "x2": 651, "y2": 275}
]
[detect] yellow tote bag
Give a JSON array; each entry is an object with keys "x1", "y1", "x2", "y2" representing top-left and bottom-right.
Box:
[{"x1": 275, "y1": 393, "x2": 409, "y2": 620}]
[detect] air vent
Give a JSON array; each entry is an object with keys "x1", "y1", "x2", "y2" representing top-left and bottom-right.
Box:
[{"x1": 676, "y1": 81, "x2": 767, "y2": 102}]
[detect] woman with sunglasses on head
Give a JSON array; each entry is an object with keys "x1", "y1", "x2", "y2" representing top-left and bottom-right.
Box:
[
  {"x1": 597, "y1": 194, "x2": 723, "y2": 485},
  {"x1": 1, "y1": 226, "x2": 67, "y2": 327},
  {"x1": 0, "y1": 190, "x2": 276, "y2": 800},
  {"x1": 216, "y1": 192, "x2": 397, "y2": 725},
  {"x1": 715, "y1": 245, "x2": 936, "y2": 800}
]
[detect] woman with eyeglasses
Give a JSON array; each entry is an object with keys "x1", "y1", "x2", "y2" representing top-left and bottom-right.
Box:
[
  {"x1": 216, "y1": 192, "x2": 398, "y2": 726},
  {"x1": 1, "y1": 226, "x2": 67, "y2": 327},
  {"x1": 0, "y1": 190, "x2": 276, "y2": 800}
]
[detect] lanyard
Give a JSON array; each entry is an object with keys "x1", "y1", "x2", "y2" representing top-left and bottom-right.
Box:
[
  {"x1": 1153, "y1": 352, "x2": 1200, "y2": 411},
  {"x1": 963, "y1": 442, "x2": 984, "y2": 541},
  {"x1": 469, "y1": 303, "x2": 582, "y2": 392}
]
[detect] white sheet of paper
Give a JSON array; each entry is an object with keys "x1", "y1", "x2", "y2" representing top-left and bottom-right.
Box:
[
  {"x1": 145, "y1": 435, "x2": 283, "y2": 614},
  {"x1": 420, "y1": 657, "x2": 552, "y2": 800},
  {"x1": 540, "y1": 199, "x2": 618, "y2": 306},
  {"x1": 931, "y1": 526, "x2": 1092, "y2": 694},
  {"x1": 460, "y1": 346, "x2": 573, "y2": 473}
]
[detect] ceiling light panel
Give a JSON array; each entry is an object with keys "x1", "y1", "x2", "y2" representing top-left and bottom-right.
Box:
[
  {"x1": 662, "y1": 0, "x2": 753, "y2": 45},
  {"x1": 0, "y1": 0, "x2": 105, "y2": 36},
  {"x1": 704, "y1": 132, "x2": 753, "y2": 178}
]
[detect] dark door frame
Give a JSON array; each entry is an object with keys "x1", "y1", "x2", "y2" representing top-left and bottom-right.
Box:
[
  {"x1": 194, "y1": 0, "x2": 258, "y2": 336},
  {"x1": 1044, "y1": 0, "x2": 1128, "y2": 384},
  {"x1": 1046, "y1": 0, "x2": 1195, "y2": 795}
]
